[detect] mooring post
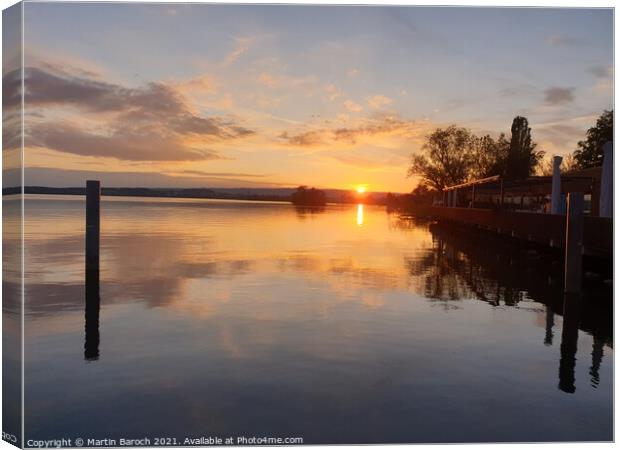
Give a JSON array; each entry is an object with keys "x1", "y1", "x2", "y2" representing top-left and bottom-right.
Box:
[
  {"x1": 85, "y1": 179, "x2": 101, "y2": 360},
  {"x1": 560, "y1": 194, "x2": 585, "y2": 391},
  {"x1": 564, "y1": 192, "x2": 584, "y2": 294},
  {"x1": 86, "y1": 180, "x2": 100, "y2": 275}
]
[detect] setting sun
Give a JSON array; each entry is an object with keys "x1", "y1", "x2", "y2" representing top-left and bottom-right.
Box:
[{"x1": 356, "y1": 186, "x2": 367, "y2": 194}]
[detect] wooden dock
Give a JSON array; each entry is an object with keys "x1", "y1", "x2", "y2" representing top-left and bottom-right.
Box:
[{"x1": 404, "y1": 204, "x2": 612, "y2": 260}]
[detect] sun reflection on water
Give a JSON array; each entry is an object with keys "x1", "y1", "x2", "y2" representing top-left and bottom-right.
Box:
[{"x1": 356, "y1": 203, "x2": 364, "y2": 226}]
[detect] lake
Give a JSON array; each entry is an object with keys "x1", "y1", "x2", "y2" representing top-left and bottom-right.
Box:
[{"x1": 13, "y1": 195, "x2": 614, "y2": 444}]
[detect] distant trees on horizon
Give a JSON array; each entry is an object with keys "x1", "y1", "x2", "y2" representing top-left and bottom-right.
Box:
[
  {"x1": 291, "y1": 186, "x2": 327, "y2": 206},
  {"x1": 408, "y1": 110, "x2": 613, "y2": 192}
]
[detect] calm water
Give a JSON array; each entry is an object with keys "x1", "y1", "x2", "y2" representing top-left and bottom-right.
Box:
[{"x1": 16, "y1": 195, "x2": 613, "y2": 444}]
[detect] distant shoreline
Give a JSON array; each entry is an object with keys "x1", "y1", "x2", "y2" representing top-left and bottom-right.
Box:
[{"x1": 3, "y1": 186, "x2": 396, "y2": 205}]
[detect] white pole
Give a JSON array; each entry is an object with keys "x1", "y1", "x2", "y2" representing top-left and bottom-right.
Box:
[
  {"x1": 599, "y1": 141, "x2": 613, "y2": 218},
  {"x1": 551, "y1": 155, "x2": 563, "y2": 214}
]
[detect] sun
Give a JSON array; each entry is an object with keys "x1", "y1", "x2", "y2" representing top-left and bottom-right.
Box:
[{"x1": 356, "y1": 185, "x2": 366, "y2": 194}]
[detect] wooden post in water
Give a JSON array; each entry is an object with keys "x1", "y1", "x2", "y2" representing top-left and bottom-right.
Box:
[
  {"x1": 86, "y1": 180, "x2": 100, "y2": 276},
  {"x1": 85, "y1": 180, "x2": 101, "y2": 360},
  {"x1": 564, "y1": 192, "x2": 584, "y2": 294}
]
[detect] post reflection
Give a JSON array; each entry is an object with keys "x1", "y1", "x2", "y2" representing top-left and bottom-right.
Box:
[
  {"x1": 84, "y1": 267, "x2": 100, "y2": 361},
  {"x1": 558, "y1": 294, "x2": 580, "y2": 393},
  {"x1": 544, "y1": 306, "x2": 554, "y2": 346},
  {"x1": 402, "y1": 220, "x2": 611, "y2": 395},
  {"x1": 590, "y1": 337, "x2": 604, "y2": 388}
]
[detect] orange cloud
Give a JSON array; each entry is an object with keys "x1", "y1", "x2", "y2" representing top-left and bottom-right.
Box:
[
  {"x1": 279, "y1": 114, "x2": 429, "y2": 150},
  {"x1": 219, "y1": 37, "x2": 252, "y2": 68},
  {"x1": 344, "y1": 99, "x2": 363, "y2": 112},
  {"x1": 366, "y1": 94, "x2": 393, "y2": 109},
  {"x1": 17, "y1": 64, "x2": 254, "y2": 162},
  {"x1": 258, "y1": 73, "x2": 277, "y2": 87}
]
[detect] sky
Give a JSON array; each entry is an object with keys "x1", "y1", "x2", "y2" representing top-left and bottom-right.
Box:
[{"x1": 5, "y1": 3, "x2": 614, "y2": 192}]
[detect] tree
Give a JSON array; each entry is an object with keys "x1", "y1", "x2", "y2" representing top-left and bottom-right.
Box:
[
  {"x1": 504, "y1": 116, "x2": 543, "y2": 179},
  {"x1": 407, "y1": 125, "x2": 474, "y2": 191},
  {"x1": 290, "y1": 186, "x2": 327, "y2": 206},
  {"x1": 536, "y1": 153, "x2": 579, "y2": 176},
  {"x1": 470, "y1": 133, "x2": 510, "y2": 179},
  {"x1": 411, "y1": 183, "x2": 431, "y2": 196},
  {"x1": 573, "y1": 110, "x2": 613, "y2": 169}
]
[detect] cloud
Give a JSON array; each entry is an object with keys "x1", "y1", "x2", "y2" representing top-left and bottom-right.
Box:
[
  {"x1": 324, "y1": 84, "x2": 341, "y2": 102},
  {"x1": 547, "y1": 34, "x2": 584, "y2": 47},
  {"x1": 170, "y1": 170, "x2": 270, "y2": 178},
  {"x1": 17, "y1": 167, "x2": 281, "y2": 188},
  {"x1": 280, "y1": 114, "x2": 425, "y2": 149},
  {"x1": 588, "y1": 65, "x2": 613, "y2": 78},
  {"x1": 219, "y1": 37, "x2": 251, "y2": 68},
  {"x1": 544, "y1": 87, "x2": 575, "y2": 105},
  {"x1": 366, "y1": 95, "x2": 393, "y2": 109},
  {"x1": 176, "y1": 75, "x2": 217, "y2": 96},
  {"x1": 587, "y1": 65, "x2": 613, "y2": 95},
  {"x1": 28, "y1": 122, "x2": 223, "y2": 162},
  {"x1": 279, "y1": 130, "x2": 324, "y2": 147},
  {"x1": 344, "y1": 99, "x2": 363, "y2": 112},
  {"x1": 258, "y1": 73, "x2": 277, "y2": 87},
  {"x1": 499, "y1": 84, "x2": 537, "y2": 97},
  {"x1": 2, "y1": 68, "x2": 22, "y2": 109},
  {"x1": 347, "y1": 68, "x2": 359, "y2": 78},
  {"x1": 12, "y1": 65, "x2": 254, "y2": 161},
  {"x1": 329, "y1": 153, "x2": 404, "y2": 170},
  {"x1": 535, "y1": 123, "x2": 584, "y2": 149}
]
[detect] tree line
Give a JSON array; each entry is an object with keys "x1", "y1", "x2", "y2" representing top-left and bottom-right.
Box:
[{"x1": 408, "y1": 109, "x2": 613, "y2": 191}]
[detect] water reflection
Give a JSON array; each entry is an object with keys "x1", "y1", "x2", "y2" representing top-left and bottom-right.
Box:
[
  {"x1": 294, "y1": 205, "x2": 326, "y2": 218},
  {"x1": 544, "y1": 305, "x2": 555, "y2": 346},
  {"x1": 590, "y1": 337, "x2": 604, "y2": 388},
  {"x1": 21, "y1": 196, "x2": 612, "y2": 443},
  {"x1": 356, "y1": 203, "x2": 364, "y2": 226},
  {"x1": 559, "y1": 294, "x2": 580, "y2": 393},
  {"x1": 84, "y1": 267, "x2": 100, "y2": 361},
  {"x1": 407, "y1": 220, "x2": 612, "y2": 394}
]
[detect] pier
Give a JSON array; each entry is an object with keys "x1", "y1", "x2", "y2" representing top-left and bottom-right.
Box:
[
  {"x1": 404, "y1": 153, "x2": 613, "y2": 295},
  {"x1": 404, "y1": 201, "x2": 612, "y2": 259}
]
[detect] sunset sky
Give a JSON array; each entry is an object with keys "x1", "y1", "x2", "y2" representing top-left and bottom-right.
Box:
[{"x1": 8, "y1": 4, "x2": 614, "y2": 192}]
